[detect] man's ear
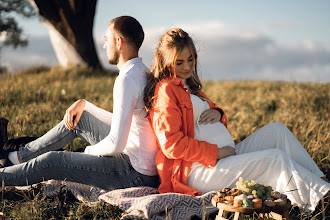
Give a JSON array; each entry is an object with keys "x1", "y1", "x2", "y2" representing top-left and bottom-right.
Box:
[{"x1": 116, "y1": 36, "x2": 123, "y2": 50}]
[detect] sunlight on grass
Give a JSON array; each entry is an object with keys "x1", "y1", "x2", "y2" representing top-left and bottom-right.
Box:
[{"x1": 0, "y1": 66, "x2": 329, "y2": 219}]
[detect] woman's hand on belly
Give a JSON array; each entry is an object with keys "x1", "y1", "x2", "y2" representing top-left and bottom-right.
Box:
[
  {"x1": 199, "y1": 109, "x2": 222, "y2": 125},
  {"x1": 217, "y1": 146, "x2": 236, "y2": 159}
]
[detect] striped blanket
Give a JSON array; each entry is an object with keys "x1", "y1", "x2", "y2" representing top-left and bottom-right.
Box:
[{"x1": 16, "y1": 180, "x2": 218, "y2": 219}]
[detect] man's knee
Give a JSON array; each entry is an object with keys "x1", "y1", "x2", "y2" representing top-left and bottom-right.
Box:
[
  {"x1": 36, "y1": 151, "x2": 63, "y2": 164},
  {"x1": 75, "y1": 111, "x2": 90, "y2": 129}
]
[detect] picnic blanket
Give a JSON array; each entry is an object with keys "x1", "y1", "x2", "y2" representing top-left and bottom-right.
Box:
[{"x1": 15, "y1": 180, "x2": 218, "y2": 219}]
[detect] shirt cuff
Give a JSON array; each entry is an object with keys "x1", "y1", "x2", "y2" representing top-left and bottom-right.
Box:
[
  {"x1": 206, "y1": 144, "x2": 218, "y2": 168},
  {"x1": 83, "y1": 99, "x2": 92, "y2": 112}
]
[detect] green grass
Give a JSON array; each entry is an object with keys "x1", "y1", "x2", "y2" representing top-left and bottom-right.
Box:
[{"x1": 0, "y1": 66, "x2": 329, "y2": 219}]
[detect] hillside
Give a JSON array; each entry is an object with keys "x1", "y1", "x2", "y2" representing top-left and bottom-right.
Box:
[{"x1": 0, "y1": 66, "x2": 329, "y2": 219}]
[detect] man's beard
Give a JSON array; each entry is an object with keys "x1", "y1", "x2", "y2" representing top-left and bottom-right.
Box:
[{"x1": 108, "y1": 50, "x2": 119, "y2": 65}]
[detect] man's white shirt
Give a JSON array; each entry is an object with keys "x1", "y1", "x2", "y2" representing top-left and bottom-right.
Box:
[{"x1": 83, "y1": 58, "x2": 157, "y2": 176}]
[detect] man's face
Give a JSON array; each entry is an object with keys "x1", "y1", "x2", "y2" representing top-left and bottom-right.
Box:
[{"x1": 103, "y1": 25, "x2": 119, "y2": 65}]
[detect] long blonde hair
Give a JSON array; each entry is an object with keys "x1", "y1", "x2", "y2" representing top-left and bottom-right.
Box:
[{"x1": 144, "y1": 28, "x2": 204, "y2": 111}]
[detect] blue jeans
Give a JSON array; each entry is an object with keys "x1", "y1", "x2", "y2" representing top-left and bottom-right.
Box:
[{"x1": 0, "y1": 111, "x2": 159, "y2": 190}]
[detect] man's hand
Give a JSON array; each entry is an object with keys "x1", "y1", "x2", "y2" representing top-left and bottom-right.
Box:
[
  {"x1": 64, "y1": 99, "x2": 86, "y2": 130},
  {"x1": 217, "y1": 146, "x2": 236, "y2": 159},
  {"x1": 199, "y1": 109, "x2": 222, "y2": 124}
]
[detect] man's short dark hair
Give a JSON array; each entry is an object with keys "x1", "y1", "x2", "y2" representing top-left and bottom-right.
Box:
[{"x1": 109, "y1": 16, "x2": 144, "y2": 50}]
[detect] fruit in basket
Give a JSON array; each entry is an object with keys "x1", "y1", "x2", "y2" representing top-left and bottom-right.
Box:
[
  {"x1": 274, "y1": 198, "x2": 287, "y2": 206},
  {"x1": 242, "y1": 199, "x2": 253, "y2": 208},
  {"x1": 221, "y1": 187, "x2": 231, "y2": 193},
  {"x1": 213, "y1": 195, "x2": 225, "y2": 202},
  {"x1": 217, "y1": 190, "x2": 226, "y2": 198},
  {"x1": 236, "y1": 177, "x2": 273, "y2": 200},
  {"x1": 246, "y1": 195, "x2": 255, "y2": 201},
  {"x1": 234, "y1": 194, "x2": 247, "y2": 200},
  {"x1": 229, "y1": 188, "x2": 240, "y2": 196},
  {"x1": 225, "y1": 195, "x2": 234, "y2": 202},
  {"x1": 264, "y1": 199, "x2": 276, "y2": 207},
  {"x1": 233, "y1": 198, "x2": 243, "y2": 207},
  {"x1": 271, "y1": 191, "x2": 281, "y2": 199},
  {"x1": 252, "y1": 199, "x2": 263, "y2": 208}
]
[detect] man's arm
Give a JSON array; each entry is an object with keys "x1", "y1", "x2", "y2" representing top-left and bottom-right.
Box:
[
  {"x1": 83, "y1": 100, "x2": 113, "y2": 126},
  {"x1": 64, "y1": 99, "x2": 86, "y2": 130},
  {"x1": 84, "y1": 75, "x2": 139, "y2": 156}
]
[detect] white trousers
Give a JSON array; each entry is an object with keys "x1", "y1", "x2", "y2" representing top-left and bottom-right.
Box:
[{"x1": 187, "y1": 122, "x2": 329, "y2": 212}]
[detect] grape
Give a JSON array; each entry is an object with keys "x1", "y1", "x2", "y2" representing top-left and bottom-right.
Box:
[{"x1": 235, "y1": 177, "x2": 274, "y2": 201}]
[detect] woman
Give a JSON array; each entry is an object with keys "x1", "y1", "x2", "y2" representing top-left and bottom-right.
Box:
[{"x1": 143, "y1": 28, "x2": 329, "y2": 212}]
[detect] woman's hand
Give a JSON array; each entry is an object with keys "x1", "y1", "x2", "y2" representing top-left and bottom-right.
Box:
[
  {"x1": 199, "y1": 109, "x2": 222, "y2": 124},
  {"x1": 217, "y1": 146, "x2": 236, "y2": 159},
  {"x1": 64, "y1": 99, "x2": 86, "y2": 130}
]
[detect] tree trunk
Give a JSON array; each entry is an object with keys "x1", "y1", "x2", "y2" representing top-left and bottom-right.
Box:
[{"x1": 29, "y1": 0, "x2": 103, "y2": 70}]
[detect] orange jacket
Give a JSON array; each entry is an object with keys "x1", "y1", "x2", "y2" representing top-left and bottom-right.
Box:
[{"x1": 148, "y1": 76, "x2": 228, "y2": 196}]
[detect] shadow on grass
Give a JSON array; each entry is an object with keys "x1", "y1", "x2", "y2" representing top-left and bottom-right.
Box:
[{"x1": 1, "y1": 184, "x2": 122, "y2": 219}]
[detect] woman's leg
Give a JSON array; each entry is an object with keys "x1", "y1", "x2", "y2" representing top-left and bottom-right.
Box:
[
  {"x1": 235, "y1": 122, "x2": 324, "y2": 177},
  {"x1": 187, "y1": 149, "x2": 330, "y2": 212},
  {"x1": 1, "y1": 151, "x2": 159, "y2": 190},
  {"x1": 19, "y1": 111, "x2": 111, "y2": 162}
]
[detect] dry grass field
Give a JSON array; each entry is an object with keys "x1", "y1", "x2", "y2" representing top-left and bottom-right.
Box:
[{"x1": 0, "y1": 66, "x2": 329, "y2": 219}]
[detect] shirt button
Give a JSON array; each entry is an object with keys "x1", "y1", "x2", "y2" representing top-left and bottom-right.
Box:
[{"x1": 208, "y1": 164, "x2": 212, "y2": 168}]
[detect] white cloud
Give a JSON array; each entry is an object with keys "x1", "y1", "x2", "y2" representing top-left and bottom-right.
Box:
[
  {"x1": 138, "y1": 21, "x2": 330, "y2": 82},
  {"x1": 2, "y1": 21, "x2": 330, "y2": 82}
]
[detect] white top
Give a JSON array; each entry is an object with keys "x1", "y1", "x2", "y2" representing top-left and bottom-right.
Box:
[
  {"x1": 84, "y1": 58, "x2": 158, "y2": 176},
  {"x1": 181, "y1": 79, "x2": 235, "y2": 149},
  {"x1": 190, "y1": 94, "x2": 235, "y2": 149},
  {"x1": 180, "y1": 79, "x2": 235, "y2": 171}
]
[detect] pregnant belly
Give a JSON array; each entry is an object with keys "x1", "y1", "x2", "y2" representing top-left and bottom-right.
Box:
[{"x1": 194, "y1": 122, "x2": 235, "y2": 148}]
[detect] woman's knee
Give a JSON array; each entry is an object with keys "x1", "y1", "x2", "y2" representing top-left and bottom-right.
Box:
[{"x1": 264, "y1": 122, "x2": 288, "y2": 136}]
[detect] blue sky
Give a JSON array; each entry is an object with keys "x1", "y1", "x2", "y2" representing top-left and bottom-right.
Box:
[{"x1": 2, "y1": 0, "x2": 330, "y2": 82}]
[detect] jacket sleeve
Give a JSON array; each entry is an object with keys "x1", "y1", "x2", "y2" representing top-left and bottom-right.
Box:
[{"x1": 150, "y1": 84, "x2": 218, "y2": 168}]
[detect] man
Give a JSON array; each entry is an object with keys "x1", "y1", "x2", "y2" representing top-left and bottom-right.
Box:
[{"x1": 0, "y1": 16, "x2": 159, "y2": 190}]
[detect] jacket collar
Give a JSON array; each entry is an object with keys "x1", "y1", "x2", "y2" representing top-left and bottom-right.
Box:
[{"x1": 167, "y1": 74, "x2": 186, "y2": 88}]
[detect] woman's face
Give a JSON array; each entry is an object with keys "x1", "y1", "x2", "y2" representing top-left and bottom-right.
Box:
[{"x1": 173, "y1": 47, "x2": 194, "y2": 79}]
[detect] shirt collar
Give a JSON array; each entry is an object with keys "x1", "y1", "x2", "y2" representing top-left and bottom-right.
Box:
[{"x1": 119, "y1": 57, "x2": 142, "y2": 75}]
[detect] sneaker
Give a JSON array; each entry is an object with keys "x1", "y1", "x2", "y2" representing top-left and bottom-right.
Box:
[
  {"x1": 0, "y1": 150, "x2": 13, "y2": 168},
  {"x1": 0, "y1": 117, "x2": 9, "y2": 149},
  {"x1": 0, "y1": 136, "x2": 38, "y2": 168},
  {"x1": 0, "y1": 117, "x2": 11, "y2": 168},
  {"x1": 3, "y1": 136, "x2": 39, "y2": 151}
]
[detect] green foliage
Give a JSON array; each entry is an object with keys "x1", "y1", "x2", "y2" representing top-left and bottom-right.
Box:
[
  {"x1": 0, "y1": 67, "x2": 329, "y2": 219},
  {"x1": 0, "y1": 0, "x2": 35, "y2": 48}
]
